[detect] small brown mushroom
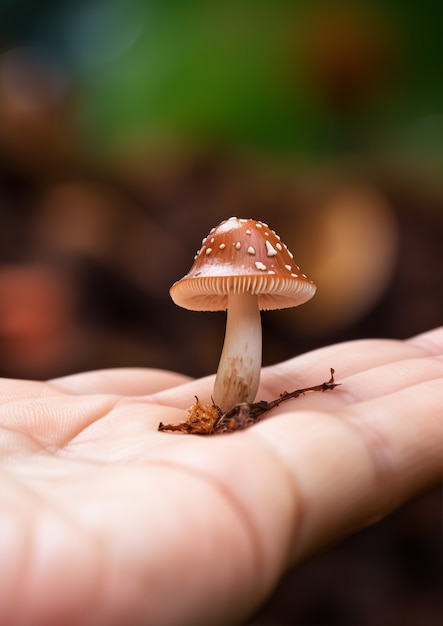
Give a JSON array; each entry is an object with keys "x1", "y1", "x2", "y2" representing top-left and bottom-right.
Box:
[{"x1": 170, "y1": 217, "x2": 316, "y2": 412}]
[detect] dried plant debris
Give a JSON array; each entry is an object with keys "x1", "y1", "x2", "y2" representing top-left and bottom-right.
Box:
[{"x1": 158, "y1": 369, "x2": 340, "y2": 435}]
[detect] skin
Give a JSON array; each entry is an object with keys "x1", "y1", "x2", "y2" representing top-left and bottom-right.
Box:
[{"x1": 0, "y1": 326, "x2": 442, "y2": 626}]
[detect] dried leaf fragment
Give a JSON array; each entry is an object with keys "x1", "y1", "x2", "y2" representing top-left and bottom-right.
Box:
[
  {"x1": 158, "y1": 369, "x2": 340, "y2": 435},
  {"x1": 158, "y1": 400, "x2": 221, "y2": 435}
]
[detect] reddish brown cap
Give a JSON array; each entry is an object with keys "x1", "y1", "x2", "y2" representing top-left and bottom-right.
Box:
[{"x1": 170, "y1": 217, "x2": 316, "y2": 311}]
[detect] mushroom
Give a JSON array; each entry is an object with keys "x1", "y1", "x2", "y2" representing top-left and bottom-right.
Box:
[{"x1": 170, "y1": 217, "x2": 316, "y2": 412}]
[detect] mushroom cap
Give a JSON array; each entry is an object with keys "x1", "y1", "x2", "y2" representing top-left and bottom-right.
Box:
[{"x1": 170, "y1": 217, "x2": 317, "y2": 311}]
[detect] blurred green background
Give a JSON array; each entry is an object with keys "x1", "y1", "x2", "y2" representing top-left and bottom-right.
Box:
[
  {"x1": 0, "y1": 0, "x2": 441, "y2": 624},
  {"x1": 2, "y1": 0, "x2": 441, "y2": 158}
]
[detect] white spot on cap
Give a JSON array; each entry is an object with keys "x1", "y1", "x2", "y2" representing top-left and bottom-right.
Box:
[
  {"x1": 268, "y1": 270, "x2": 275, "y2": 275},
  {"x1": 256, "y1": 223, "x2": 263, "y2": 228},
  {"x1": 276, "y1": 242, "x2": 283, "y2": 251},
  {"x1": 247, "y1": 246, "x2": 256, "y2": 255},
  {"x1": 287, "y1": 250, "x2": 294, "y2": 259},
  {"x1": 235, "y1": 241, "x2": 241, "y2": 250},
  {"x1": 206, "y1": 248, "x2": 212, "y2": 255},
  {"x1": 255, "y1": 261, "x2": 267, "y2": 271},
  {"x1": 285, "y1": 264, "x2": 292, "y2": 271},
  {"x1": 210, "y1": 237, "x2": 215, "y2": 244},
  {"x1": 291, "y1": 273, "x2": 298, "y2": 278},
  {"x1": 219, "y1": 243, "x2": 226, "y2": 249},
  {"x1": 265, "y1": 240, "x2": 278, "y2": 257},
  {"x1": 246, "y1": 229, "x2": 251, "y2": 235}
]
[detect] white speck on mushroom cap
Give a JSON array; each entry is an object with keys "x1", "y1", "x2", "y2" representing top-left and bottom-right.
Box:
[
  {"x1": 265, "y1": 240, "x2": 278, "y2": 257},
  {"x1": 170, "y1": 217, "x2": 316, "y2": 311}
]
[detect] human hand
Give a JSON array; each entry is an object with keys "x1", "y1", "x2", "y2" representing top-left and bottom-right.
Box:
[{"x1": 1, "y1": 327, "x2": 442, "y2": 626}]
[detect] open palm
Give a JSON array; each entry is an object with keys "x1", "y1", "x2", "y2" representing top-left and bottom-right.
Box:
[{"x1": 1, "y1": 327, "x2": 442, "y2": 626}]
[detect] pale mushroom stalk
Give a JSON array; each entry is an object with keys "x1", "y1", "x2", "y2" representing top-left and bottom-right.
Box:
[{"x1": 212, "y1": 291, "x2": 262, "y2": 412}]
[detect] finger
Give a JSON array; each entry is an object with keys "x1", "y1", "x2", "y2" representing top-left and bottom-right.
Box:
[
  {"x1": 0, "y1": 378, "x2": 56, "y2": 404},
  {"x1": 262, "y1": 355, "x2": 443, "y2": 414},
  {"x1": 250, "y1": 376, "x2": 443, "y2": 566},
  {"x1": 407, "y1": 325, "x2": 443, "y2": 354},
  {"x1": 49, "y1": 368, "x2": 192, "y2": 396},
  {"x1": 0, "y1": 392, "x2": 121, "y2": 453},
  {"x1": 260, "y1": 331, "x2": 442, "y2": 400}
]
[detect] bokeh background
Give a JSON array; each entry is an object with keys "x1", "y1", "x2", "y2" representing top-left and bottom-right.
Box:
[{"x1": 0, "y1": 0, "x2": 441, "y2": 624}]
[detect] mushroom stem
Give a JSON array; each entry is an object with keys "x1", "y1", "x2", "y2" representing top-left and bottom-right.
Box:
[{"x1": 212, "y1": 291, "x2": 262, "y2": 412}]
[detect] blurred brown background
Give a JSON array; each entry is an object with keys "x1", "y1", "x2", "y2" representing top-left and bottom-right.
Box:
[{"x1": 0, "y1": 0, "x2": 441, "y2": 624}]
